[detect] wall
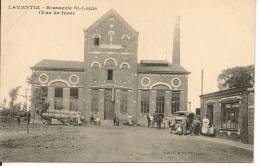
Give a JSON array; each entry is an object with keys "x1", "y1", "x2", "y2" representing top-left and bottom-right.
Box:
[{"x1": 84, "y1": 11, "x2": 138, "y2": 119}]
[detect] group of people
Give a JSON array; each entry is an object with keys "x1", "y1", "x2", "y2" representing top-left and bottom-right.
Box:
[
  {"x1": 146, "y1": 113, "x2": 165, "y2": 128},
  {"x1": 146, "y1": 112, "x2": 215, "y2": 136},
  {"x1": 169, "y1": 116, "x2": 201, "y2": 135},
  {"x1": 90, "y1": 114, "x2": 100, "y2": 125}
]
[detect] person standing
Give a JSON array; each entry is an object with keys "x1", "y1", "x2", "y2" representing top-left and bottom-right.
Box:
[
  {"x1": 90, "y1": 114, "x2": 95, "y2": 125},
  {"x1": 77, "y1": 112, "x2": 82, "y2": 125},
  {"x1": 170, "y1": 118, "x2": 177, "y2": 134},
  {"x1": 116, "y1": 113, "x2": 120, "y2": 126},
  {"x1": 201, "y1": 116, "x2": 210, "y2": 135},
  {"x1": 113, "y1": 113, "x2": 117, "y2": 126},
  {"x1": 128, "y1": 113, "x2": 133, "y2": 126},
  {"x1": 147, "y1": 114, "x2": 151, "y2": 127},
  {"x1": 151, "y1": 113, "x2": 155, "y2": 127},
  {"x1": 181, "y1": 115, "x2": 187, "y2": 135}
]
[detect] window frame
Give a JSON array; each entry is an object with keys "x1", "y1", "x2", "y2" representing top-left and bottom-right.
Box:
[
  {"x1": 156, "y1": 90, "x2": 165, "y2": 114},
  {"x1": 221, "y1": 102, "x2": 240, "y2": 130},
  {"x1": 171, "y1": 91, "x2": 180, "y2": 113},
  {"x1": 107, "y1": 69, "x2": 113, "y2": 81},
  {"x1": 93, "y1": 37, "x2": 100, "y2": 46},
  {"x1": 91, "y1": 89, "x2": 99, "y2": 114},
  {"x1": 120, "y1": 90, "x2": 128, "y2": 114},
  {"x1": 141, "y1": 90, "x2": 149, "y2": 113}
]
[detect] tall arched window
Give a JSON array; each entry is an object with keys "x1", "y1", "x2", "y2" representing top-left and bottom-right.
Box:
[
  {"x1": 91, "y1": 62, "x2": 101, "y2": 81},
  {"x1": 120, "y1": 63, "x2": 129, "y2": 82},
  {"x1": 121, "y1": 35, "x2": 130, "y2": 50},
  {"x1": 104, "y1": 58, "x2": 117, "y2": 81}
]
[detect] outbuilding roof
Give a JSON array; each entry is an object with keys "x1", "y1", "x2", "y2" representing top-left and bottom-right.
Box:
[
  {"x1": 137, "y1": 63, "x2": 190, "y2": 74},
  {"x1": 31, "y1": 59, "x2": 84, "y2": 71},
  {"x1": 199, "y1": 87, "x2": 254, "y2": 99}
]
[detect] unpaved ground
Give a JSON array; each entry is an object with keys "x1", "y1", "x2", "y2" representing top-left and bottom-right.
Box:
[{"x1": 0, "y1": 122, "x2": 253, "y2": 162}]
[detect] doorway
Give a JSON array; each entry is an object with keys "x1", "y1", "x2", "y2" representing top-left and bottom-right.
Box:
[{"x1": 104, "y1": 89, "x2": 115, "y2": 119}]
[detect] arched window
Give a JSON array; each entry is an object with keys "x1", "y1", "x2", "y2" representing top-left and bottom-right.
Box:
[
  {"x1": 120, "y1": 63, "x2": 129, "y2": 82},
  {"x1": 104, "y1": 59, "x2": 116, "y2": 66},
  {"x1": 104, "y1": 58, "x2": 117, "y2": 81},
  {"x1": 171, "y1": 91, "x2": 180, "y2": 113},
  {"x1": 121, "y1": 35, "x2": 130, "y2": 40},
  {"x1": 91, "y1": 62, "x2": 101, "y2": 81},
  {"x1": 92, "y1": 34, "x2": 101, "y2": 46},
  {"x1": 121, "y1": 35, "x2": 130, "y2": 50}
]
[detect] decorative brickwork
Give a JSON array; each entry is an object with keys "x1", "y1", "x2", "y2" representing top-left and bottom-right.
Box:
[{"x1": 31, "y1": 10, "x2": 190, "y2": 122}]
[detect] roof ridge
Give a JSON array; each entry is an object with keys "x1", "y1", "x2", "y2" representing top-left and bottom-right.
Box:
[{"x1": 84, "y1": 9, "x2": 138, "y2": 35}]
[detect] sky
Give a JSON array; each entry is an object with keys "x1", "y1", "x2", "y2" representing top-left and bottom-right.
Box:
[{"x1": 0, "y1": 0, "x2": 255, "y2": 110}]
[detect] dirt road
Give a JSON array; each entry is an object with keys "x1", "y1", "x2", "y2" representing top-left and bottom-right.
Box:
[{"x1": 0, "y1": 122, "x2": 253, "y2": 162}]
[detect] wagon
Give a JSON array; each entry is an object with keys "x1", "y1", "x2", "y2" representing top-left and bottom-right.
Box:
[{"x1": 41, "y1": 110, "x2": 84, "y2": 126}]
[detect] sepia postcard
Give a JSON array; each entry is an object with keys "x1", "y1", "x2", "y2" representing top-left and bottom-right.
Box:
[{"x1": 0, "y1": 0, "x2": 256, "y2": 163}]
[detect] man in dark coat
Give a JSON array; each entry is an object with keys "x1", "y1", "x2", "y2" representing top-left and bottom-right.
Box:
[{"x1": 147, "y1": 114, "x2": 151, "y2": 127}]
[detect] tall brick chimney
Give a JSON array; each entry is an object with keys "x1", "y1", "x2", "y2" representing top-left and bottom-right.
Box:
[{"x1": 172, "y1": 16, "x2": 180, "y2": 65}]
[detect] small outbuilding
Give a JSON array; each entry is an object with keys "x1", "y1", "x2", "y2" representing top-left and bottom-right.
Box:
[{"x1": 200, "y1": 87, "x2": 254, "y2": 144}]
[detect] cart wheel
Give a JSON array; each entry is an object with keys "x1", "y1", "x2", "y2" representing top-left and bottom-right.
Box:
[{"x1": 65, "y1": 119, "x2": 77, "y2": 126}]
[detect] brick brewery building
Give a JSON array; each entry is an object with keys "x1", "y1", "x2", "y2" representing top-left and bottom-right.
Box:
[{"x1": 31, "y1": 10, "x2": 190, "y2": 123}]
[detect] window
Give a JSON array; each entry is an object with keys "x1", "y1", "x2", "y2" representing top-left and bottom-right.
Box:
[
  {"x1": 156, "y1": 90, "x2": 165, "y2": 114},
  {"x1": 120, "y1": 90, "x2": 127, "y2": 113},
  {"x1": 92, "y1": 63, "x2": 100, "y2": 81},
  {"x1": 91, "y1": 89, "x2": 99, "y2": 113},
  {"x1": 70, "y1": 88, "x2": 79, "y2": 111},
  {"x1": 121, "y1": 35, "x2": 130, "y2": 50},
  {"x1": 70, "y1": 88, "x2": 78, "y2": 98},
  {"x1": 54, "y1": 87, "x2": 63, "y2": 110},
  {"x1": 207, "y1": 104, "x2": 214, "y2": 125},
  {"x1": 105, "y1": 59, "x2": 116, "y2": 81},
  {"x1": 120, "y1": 64, "x2": 129, "y2": 82},
  {"x1": 171, "y1": 91, "x2": 180, "y2": 113},
  {"x1": 221, "y1": 102, "x2": 239, "y2": 130},
  {"x1": 55, "y1": 87, "x2": 63, "y2": 97},
  {"x1": 107, "y1": 69, "x2": 113, "y2": 80},
  {"x1": 141, "y1": 90, "x2": 149, "y2": 113},
  {"x1": 94, "y1": 37, "x2": 100, "y2": 46}
]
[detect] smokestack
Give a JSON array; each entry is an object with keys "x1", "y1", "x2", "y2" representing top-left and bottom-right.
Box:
[
  {"x1": 172, "y1": 16, "x2": 180, "y2": 65},
  {"x1": 201, "y1": 69, "x2": 204, "y2": 95}
]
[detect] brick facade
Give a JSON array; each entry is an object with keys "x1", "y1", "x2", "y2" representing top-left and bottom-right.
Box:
[
  {"x1": 200, "y1": 87, "x2": 254, "y2": 144},
  {"x1": 31, "y1": 10, "x2": 190, "y2": 124}
]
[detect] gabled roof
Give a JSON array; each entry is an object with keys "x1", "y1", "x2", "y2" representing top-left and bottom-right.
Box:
[
  {"x1": 84, "y1": 9, "x2": 138, "y2": 35},
  {"x1": 137, "y1": 63, "x2": 190, "y2": 74},
  {"x1": 31, "y1": 59, "x2": 84, "y2": 71}
]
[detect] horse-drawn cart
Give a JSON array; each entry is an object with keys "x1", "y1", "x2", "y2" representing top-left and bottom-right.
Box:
[{"x1": 41, "y1": 110, "x2": 83, "y2": 126}]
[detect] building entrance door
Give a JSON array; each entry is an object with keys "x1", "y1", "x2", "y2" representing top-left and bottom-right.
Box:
[{"x1": 104, "y1": 89, "x2": 115, "y2": 119}]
